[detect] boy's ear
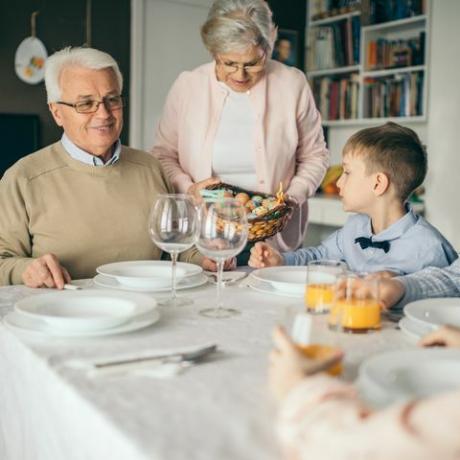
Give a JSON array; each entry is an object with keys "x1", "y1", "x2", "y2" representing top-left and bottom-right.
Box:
[{"x1": 373, "y1": 172, "x2": 390, "y2": 196}]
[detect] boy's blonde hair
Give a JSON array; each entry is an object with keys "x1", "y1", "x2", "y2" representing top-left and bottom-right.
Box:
[{"x1": 343, "y1": 122, "x2": 427, "y2": 201}]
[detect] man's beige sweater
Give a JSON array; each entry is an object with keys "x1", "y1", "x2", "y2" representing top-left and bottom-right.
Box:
[{"x1": 0, "y1": 142, "x2": 201, "y2": 285}]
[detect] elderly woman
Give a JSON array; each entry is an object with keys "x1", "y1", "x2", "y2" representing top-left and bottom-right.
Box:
[{"x1": 152, "y1": 0, "x2": 329, "y2": 266}]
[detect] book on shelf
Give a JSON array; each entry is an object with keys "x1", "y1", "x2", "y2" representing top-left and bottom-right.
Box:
[
  {"x1": 312, "y1": 73, "x2": 360, "y2": 121},
  {"x1": 361, "y1": 0, "x2": 425, "y2": 26},
  {"x1": 311, "y1": 0, "x2": 361, "y2": 21},
  {"x1": 366, "y1": 32, "x2": 425, "y2": 70},
  {"x1": 307, "y1": 16, "x2": 361, "y2": 70},
  {"x1": 364, "y1": 71, "x2": 424, "y2": 118}
]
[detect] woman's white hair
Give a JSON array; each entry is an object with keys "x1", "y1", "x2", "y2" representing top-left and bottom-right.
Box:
[
  {"x1": 201, "y1": 0, "x2": 277, "y2": 56},
  {"x1": 44, "y1": 47, "x2": 123, "y2": 103}
]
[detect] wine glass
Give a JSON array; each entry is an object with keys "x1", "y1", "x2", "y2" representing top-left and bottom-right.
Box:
[
  {"x1": 149, "y1": 194, "x2": 199, "y2": 307},
  {"x1": 196, "y1": 199, "x2": 248, "y2": 318}
]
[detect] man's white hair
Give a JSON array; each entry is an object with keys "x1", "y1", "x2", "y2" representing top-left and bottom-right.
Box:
[{"x1": 44, "y1": 47, "x2": 123, "y2": 103}]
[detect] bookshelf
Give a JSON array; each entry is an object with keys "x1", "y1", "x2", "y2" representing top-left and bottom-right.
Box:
[{"x1": 306, "y1": 0, "x2": 430, "y2": 127}]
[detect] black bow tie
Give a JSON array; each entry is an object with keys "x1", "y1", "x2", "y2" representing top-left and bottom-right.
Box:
[{"x1": 354, "y1": 237, "x2": 390, "y2": 253}]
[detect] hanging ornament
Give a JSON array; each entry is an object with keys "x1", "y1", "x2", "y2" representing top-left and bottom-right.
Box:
[{"x1": 14, "y1": 11, "x2": 48, "y2": 85}]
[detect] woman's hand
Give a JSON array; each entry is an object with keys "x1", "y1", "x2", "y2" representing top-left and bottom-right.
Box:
[
  {"x1": 249, "y1": 242, "x2": 283, "y2": 268},
  {"x1": 22, "y1": 254, "x2": 71, "y2": 289},
  {"x1": 269, "y1": 326, "x2": 343, "y2": 402},
  {"x1": 187, "y1": 177, "x2": 221, "y2": 204},
  {"x1": 419, "y1": 325, "x2": 460, "y2": 348},
  {"x1": 202, "y1": 257, "x2": 236, "y2": 272}
]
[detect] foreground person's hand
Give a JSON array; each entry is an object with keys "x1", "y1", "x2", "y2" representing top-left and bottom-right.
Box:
[
  {"x1": 248, "y1": 242, "x2": 283, "y2": 268},
  {"x1": 269, "y1": 326, "x2": 343, "y2": 402},
  {"x1": 22, "y1": 254, "x2": 71, "y2": 289},
  {"x1": 419, "y1": 325, "x2": 460, "y2": 348},
  {"x1": 202, "y1": 257, "x2": 236, "y2": 272}
]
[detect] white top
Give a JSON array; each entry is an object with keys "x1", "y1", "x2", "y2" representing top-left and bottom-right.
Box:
[{"x1": 212, "y1": 86, "x2": 257, "y2": 190}]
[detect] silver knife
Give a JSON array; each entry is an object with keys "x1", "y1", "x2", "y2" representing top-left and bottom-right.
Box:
[{"x1": 93, "y1": 344, "x2": 217, "y2": 370}]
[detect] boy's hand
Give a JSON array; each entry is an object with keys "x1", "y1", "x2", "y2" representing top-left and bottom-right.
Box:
[
  {"x1": 366, "y1": 271, "x2": 398, "y2": 280},
  {"x1": 419, "y1": 325, "x2": 460, "y2": 348},
  {"x1": 248, "y1": 242, "x2": 283, "y2": 268}
]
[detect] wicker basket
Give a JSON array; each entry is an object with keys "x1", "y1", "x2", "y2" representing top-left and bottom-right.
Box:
[{"x1": 206, "y1": 182, "x2": 292, "y2": 243}]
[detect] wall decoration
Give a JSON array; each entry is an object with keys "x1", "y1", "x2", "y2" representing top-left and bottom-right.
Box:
[
  {"x1": 14, "y1": 11, "x2": 48, "y2": 85},
  {"x1": 272, "y1": 29, "x2": 299, "y2": 68}
]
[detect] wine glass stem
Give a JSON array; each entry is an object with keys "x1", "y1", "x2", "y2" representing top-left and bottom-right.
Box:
[
  {"x1": 216, "y1": 259, "x2": 224, "y2": 310},
  {"x1": 171, "y1": 251, "x2": 178, "y2": 301}
]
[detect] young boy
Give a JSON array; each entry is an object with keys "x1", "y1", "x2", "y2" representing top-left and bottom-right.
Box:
[{"x1": 249, "y1": 122, "x2": 457, "y2": 274}]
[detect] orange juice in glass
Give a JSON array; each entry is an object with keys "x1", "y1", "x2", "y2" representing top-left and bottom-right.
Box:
[
  {"x1": 330, "y1": 274, "x2": 381, "y2": 333},
  {"x1": 305, "y1": 260, "x2": 345, "y2": 314}
]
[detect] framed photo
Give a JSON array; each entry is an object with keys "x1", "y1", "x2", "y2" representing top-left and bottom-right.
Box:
[{"x1": 273, "y1": 29, "x2": 299, "y2": 68}]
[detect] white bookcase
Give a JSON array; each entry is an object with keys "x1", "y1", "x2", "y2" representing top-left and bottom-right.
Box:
[{"x1": 305, "y1": 1, "x2": 430, "y2": 127}]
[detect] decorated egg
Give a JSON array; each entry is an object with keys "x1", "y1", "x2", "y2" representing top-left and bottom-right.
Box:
[
  {"x1": 254, "y1": 206, "x2": 268, "y2": 216},
  {"x1": 245, "y1": 200, "x2": 256, "y2": 211},
  {"x1": 235, "y1": 192, "x2": 250, "y2": 205},
  {"x1": 251, "y1": 195, "x2": 263, "y2": 206}
]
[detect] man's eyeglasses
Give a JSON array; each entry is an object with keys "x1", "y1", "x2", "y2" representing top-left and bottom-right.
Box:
[
  {"x1": 56, "y1": 95, "x2": 125, "y2": 114},
  {"x1": 217, "y1": 55, "x2": 266, "y2": 74}
]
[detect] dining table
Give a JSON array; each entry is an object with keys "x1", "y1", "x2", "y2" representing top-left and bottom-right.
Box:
[{"x1": 0, "y1": 274, "x2": 414, "y2": 460}]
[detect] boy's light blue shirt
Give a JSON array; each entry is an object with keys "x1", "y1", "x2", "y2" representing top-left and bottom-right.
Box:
[{"x1": 283, "y1": 207, "x2": 458, "y2": 275}]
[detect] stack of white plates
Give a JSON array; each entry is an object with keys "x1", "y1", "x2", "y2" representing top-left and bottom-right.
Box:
[
  {"x1": 3, "y1": 290, "x2": 159, "y2": 338},
  {"x1": 248, "y1": 267, "x2": 306, "y2": 297},
  {"x1": 94, "y1": 260, "x2": 207, "y2": 292},
  {"x1": 399, "y1": 298, "x2": 460, "y2": 341},
  {"x1": 358, "y1": 348, "x2": 460, "y2": 406}
]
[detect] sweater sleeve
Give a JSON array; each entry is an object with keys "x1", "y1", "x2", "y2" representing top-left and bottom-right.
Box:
[
  {"x1": 394, "y1": 258, "x2": 460, "y2": 310},
  {"x1": 278, "y1": 375, "x2": 460, "y2": 459},
  {"x1": 150, "y1": 73, "x2": 195, "y2": 194},
  {"x1": 286, "y1": 76, "x2": 330, "y2": 204},
  {"x1": 0, "y1": 168, "x2": 35, "y2": 285}
]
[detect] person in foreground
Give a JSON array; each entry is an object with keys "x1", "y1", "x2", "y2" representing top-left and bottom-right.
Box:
[
  {"x1": 151, "y1": 0, "x2": 329, "y2": 261},
  {"x1": 249, "y1": 122, "x2": 457, "y2": 274},
  {"x1": 270, "y1": 325, "x2": 460, "y2": 460},
  {"x1": 0, "y1": 47, "x2": 200, "y2": 288}
]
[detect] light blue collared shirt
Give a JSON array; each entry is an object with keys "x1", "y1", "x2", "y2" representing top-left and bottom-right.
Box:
[
  {"x1": 283, "y1": 207, "x2": 458, "y2": 275},
  {"x1": 61, "y1": 133, "x2": 121, "y2": 166}
]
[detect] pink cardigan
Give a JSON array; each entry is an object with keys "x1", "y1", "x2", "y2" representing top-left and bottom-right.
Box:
[
  {"x1": 151, "y1": 60, "x2": 329, "y2": 250},
  {"x1": 278, "y1": 375, "x2": 460, "y2": 460}
]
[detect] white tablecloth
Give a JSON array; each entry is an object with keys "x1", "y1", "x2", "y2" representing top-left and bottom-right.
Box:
[{"x1": 0, "y1": 280, "x2": 414, "y2": 460}]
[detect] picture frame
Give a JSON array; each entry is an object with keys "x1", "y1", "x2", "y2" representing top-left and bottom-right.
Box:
[{"x1": 272, "y1": 29, "x2": 299, "y2": 68}]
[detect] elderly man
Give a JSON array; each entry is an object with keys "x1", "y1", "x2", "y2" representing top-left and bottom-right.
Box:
[{"x1": 0, "y1": 46, "x2": 200, "y2": 288}]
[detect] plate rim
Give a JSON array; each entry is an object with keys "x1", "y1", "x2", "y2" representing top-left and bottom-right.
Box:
[
  {"x1": 251, "y1": 266, "x2": 306, "y2": 293},
  {"x1": 404, "y1": 297, "x2": 460, "y2": 328},
  {"x1": 246, "y1": 276, "x2": 303, "y2": 298}
]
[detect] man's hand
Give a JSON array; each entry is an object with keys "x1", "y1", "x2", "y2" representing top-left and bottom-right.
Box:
[
  {"x1": 419, "y1": 325, "x2": 460, "y2": 348},
  {"x1": 187, "y1": 177, "x2": 221, "y2": 204},
  {"x1": 202, "y1": 257, "x2": 236, "y2": 272},
  {"x1": 248, "y1": 242, "x2": 283, "y2": 268},
  {"x1": 22, "y1": 254, "x2": 71, "y2": 289}
]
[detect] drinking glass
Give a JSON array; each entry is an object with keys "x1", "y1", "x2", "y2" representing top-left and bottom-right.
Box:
[
  {"x1": 149, "y1": 194, "x2": 199, "y2": 307},
  {"x1": 329, "y1": 273, "x2": 381, "y2": 333},
  {"x1": 196, "y1": 199, "x2": 248, "y2": 318},
  {"x1": 305, "y1": 260, "x2": 346, "y2": 314}
]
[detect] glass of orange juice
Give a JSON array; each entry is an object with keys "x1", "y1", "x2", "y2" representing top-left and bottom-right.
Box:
[
  {"x1": 305, "y1": 260, "x2": 346, "y2": 314},
  {"x1": 330, "y1": 273, "x2": 381, "y2": 333},
  {"x1": 285, "y1": 309, "x2": 343, "y2": 376}
]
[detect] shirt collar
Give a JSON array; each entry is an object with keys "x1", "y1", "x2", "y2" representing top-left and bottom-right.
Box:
[
  {"x1": 365, "y1": 204, "x2": 418, "y2": 241},
  {"x1": 61, "y1": 133, "x2": 121, "y2": 166}
]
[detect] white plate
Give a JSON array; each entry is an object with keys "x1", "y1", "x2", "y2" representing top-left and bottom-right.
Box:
[
  {"x1": 93, "y1": 273, "x2": 208, "y2": 292},
  {"x1": 3, "y1": 309, "x2": 159, "y2": 338},
  {"x1": 251, "y1": 267, "x2": 307, "y2": 295},
  {"x1": 360, "y1": 348, "x2": 460, "y2": 403},
  {"x1": 399, "y1": 317, "x2": 433, "y2": 341},
  {"x1": 404, "y1": 298, "x2": 460, "y2": 329},
  {"x1": 15, "y1": 291, "x2": 157, "y2": 332},
  {"x1": 14, "y1": 36, "x2": 47, "y2": 84},
  {"x1": 97, "y1": 260, "x2": 202, "y2": 289},
  {"x1": 246, "y1": 275, "x2": 303, "y2": 298}
]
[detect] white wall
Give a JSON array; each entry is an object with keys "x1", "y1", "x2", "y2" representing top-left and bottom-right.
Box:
[
  {"x1": 130, "y1": 0, "x2": 212, "y2": 150},
  {"x1": 424, "y1": 0, "x2": 460, "y2": 249}
]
